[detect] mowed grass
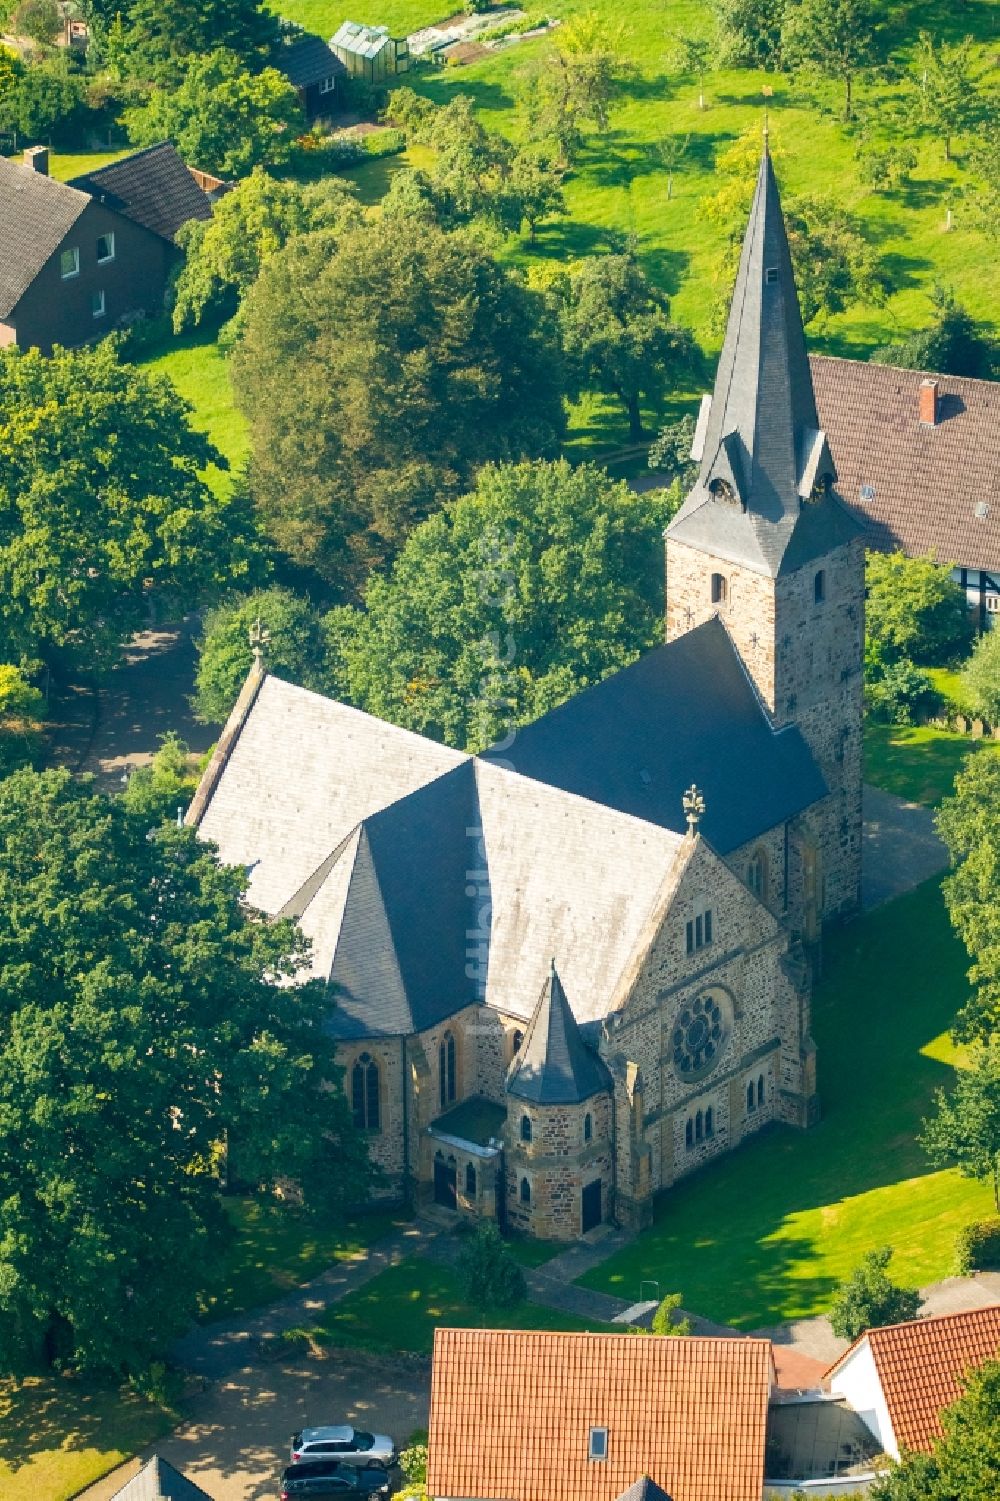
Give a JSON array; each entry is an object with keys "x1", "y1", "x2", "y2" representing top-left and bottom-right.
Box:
[
  {"x1": 311, "y1": 1255, "x2": 616, "y2": 1353},
  {"x1": 200, "y1": 1198, "x2": 404, "y2": 1321},
  {"x1": 137, "y1": 330, "x2": 249, "y2": 488},
  {"x1": 0, "y1": 1376, "x2": 173, "y2": 1501},
  {"x1": 864, "y1": 722, "x2": 1000, "y2": 807},
  {"x1": 274, "y1": 0, "x2": 441, "y2": 36},
  {"x1": 579, "y1": 877, "x2": 991, "y2": 1330}
]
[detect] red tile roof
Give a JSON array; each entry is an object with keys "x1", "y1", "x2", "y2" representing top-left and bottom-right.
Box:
[
  {"x1": 427, "y1": 1328, "x2": 773, "y2": 1501},
  {"x1": 770, "y1": 1345, "x2": 828, "y2": 1392},
  {"x1": 811, "y1": 356, "x2": 1000, "y2": 574},
  {"x1": 826, "y1": 1306, "x2": 1000, "y2": 1455}
]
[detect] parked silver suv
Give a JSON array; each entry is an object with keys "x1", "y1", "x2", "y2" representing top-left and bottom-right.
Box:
[{"x1": 290, "y1": 1427, "x2": 396, "y2": 1469}]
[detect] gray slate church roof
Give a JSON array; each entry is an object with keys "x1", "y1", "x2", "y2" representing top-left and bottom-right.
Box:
[
  {"x1": 507, "y1": 963, "x2": 612, "y2": 1105},
  {"x1": 667, "y1": 144, "x2": 861, "y2": 577},
  {"x1": 109, "y1": 1455, "x2": 212, "y2": 1501}
]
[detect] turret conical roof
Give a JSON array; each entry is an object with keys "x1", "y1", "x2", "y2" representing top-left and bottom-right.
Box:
[
  {"x1": 506, "y1": 962, "x2": 611, "y2": 1105},
  {"x1": 667, "y1": 145, "x2": 859, "y2": 576}
]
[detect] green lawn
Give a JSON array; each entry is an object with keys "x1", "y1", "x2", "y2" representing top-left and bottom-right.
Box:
[
  {"x1": 310, "y1": 1255, "x2": 617, "y2": 1353},
  {"x1": 504, "y1": 1236, "x2": 563, "y2": 1267},
  {"x1": 137, "y1": 330, "x2": 249, "y2": 488},
  {"x1": 864, "y1": 722, "x2": 1000, "y2": 807},
  {"x1": 201, "y1": 1197, "x2": 403, "y2": 1321},
  {"x1": 6, "y1": 147, "x2": 129, "y2": 182},
  {"x1": 579, "y1": 877, "x2": 991, "y2": 1330},
  {"x1": 273, "y1": 0, "x2": 442, "y2": 39},
  {"x1": 0, "y1": 1376, "x2": 174, "y2": 1501}
]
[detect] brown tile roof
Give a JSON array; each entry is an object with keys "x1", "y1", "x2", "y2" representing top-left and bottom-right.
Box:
[
  {"x1": 427, "y1": 1328, "x2": 773, "y2": 1501},
  {"x1": 811, "y1": 355, "x2": 1000, "y2": 575},
  {"x1": 826, "y1": 1305, "x2": 1000, "y2": 1455}
]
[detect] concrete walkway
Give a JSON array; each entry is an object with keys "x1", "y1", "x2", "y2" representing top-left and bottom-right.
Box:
[
  {"x1": 171, "y1": 1220, "x2": 439, "y2": 1382},
  {"x1": 862, "y1": 783, "x2": 949, "y2": 910}
]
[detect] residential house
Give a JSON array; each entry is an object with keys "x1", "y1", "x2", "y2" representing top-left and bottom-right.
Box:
[
  {"x1": 330, "y1": 20, "x2": 409, "y2": 82},
  {"x1": 109, "y1": 1455, "x2": 214, "y2": 1500},
  {"x1": 276, "y1": 29, "x2": 346, "y2": 117},
  {"x1": 825, "y1": 1304, "x2": 1000, "y2": 1461},
  {"x1": 0, "y1": 142, "x2": 212, "y2": 354},
  {"x1": 426, "y1": 1328, "x2": 775, "y2": 1501},
  {"x1": 811, "y1": 357, "x2": 1000, "y2": 627},
  {"x1": 187, "y1": 145, "x2": 865, "y2": 1242}
]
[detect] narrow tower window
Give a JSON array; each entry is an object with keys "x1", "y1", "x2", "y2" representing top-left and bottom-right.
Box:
[
  {"x1": 711, "y1": 572, "x2": 727, "y2": 606},
  {"x1": 814, "y1": 569, "x2": 826, "y2": 603},
  {"x1": 520, "y1": 1176, "x2": 531, "y2": 1205},
  {"x1": 584, "y1": 1112, "x2": 593, "y2": 1143},
  {"x1": 352, "y1": 1053, "x2": 380, "y2": 1132},
  {"x1": 465, "y1": 1162, "x2": 477, "y2": 1197},
  {"x1": 439, "y1": 1031, "x2": 456, "y2": 1109},
  {"x1": 520, "y1": 1114, "x2": 532, "y2": 1143},
  {"x1": 705, "y1": 1106, "x2": 714, "y2": 1137}
]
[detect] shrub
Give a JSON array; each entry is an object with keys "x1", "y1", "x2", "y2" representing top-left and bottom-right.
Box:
[
  {"x1": 829, "y1": 1246, "x2": 921, "y2": 1341},
  {"x1": 651, "y1": 1292, "x2": 693, "y2": 1336},
  {"x1": 856, "y1": 141, "x2": 917, "y2": 191},
  {"x1": 398, "y1": 1442, "x2": 428, "y2": 1485},
  {"x1": 864, "y1": 654, "x2": 934, "y2": 725},
  {"x1": 954, "y1": 1218, "x2": 1000, "y2": 1274},
  {"x1": 456, "y1": 1221, "x2": 526, "y2": 1309},
  {"x1": 960, "y1": 627, "x2": 1000, "y2": 725},
  {"x1": 866, "y1": 551, "x2": 971, "y2": 666}
]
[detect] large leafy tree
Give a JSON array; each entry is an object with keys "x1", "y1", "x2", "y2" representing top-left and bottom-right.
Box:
[
  {"x1": 870, "y1": 1361, "x2": 1000, "y2": 1501},
  {"x1": 781, "y1": 0, "x2": 884, "y2": 120},
  {"x1": 959, "y1": 626, "x2": 1000, "y2": 725},
  {"x1": 194, "y1": 587, "x2": 331, "y2": 722},
  {"x1": 712, "y1": 0, "x2": 786, "y2": 70},
  {"x1": 966, "y1": 124, "x2": 999, "y2": 244},
  {"x1": 865, "y1": 551, "x2": 970, "y2": 666},
  {"x1": 0, "y1": 343, "x2": 258, "y2": 673},
  {"x1": 0, "y1": 50, "x2": 88, "y2": 143},
  {"x1": 921, "y1": 1039, "x2": 1000, "y2": 1212},
  {"x1": 521, "y1": 9, "x2": 634, "y2": 163},
  {"x1": 0, "y1": 769, "x2": 369, "y2": 1376},
  {"x1": 230, "y1": 218, "x2": 565, "y2": 593},
  {"x1": 937, "y1": 755, "x2": 1000, "y2": 1041},
  {"x1": 827, "y1": 1246, "x2": 921, "y2": 1340},
  {"x1": 325, "y1": 460, "x2": 678, "y2": 752},
  {"x1": 557, "y1": 250, "x2": 699, "y2": 440},
  {"x1": 172, "y1": 170, "x2": 362, "y2": 332},
  {"x1": 125, "y1": 0, "x2": 279, "y2": 80},
  {"x1": 907, "y1": 30, "x2": 983, "y2": 163},
  {"x1": 123, "y1": 50, "x2": 303, "y2": 179},
  {"x1": 872, "y1": 286, "x2": 997, "y2": 382}
]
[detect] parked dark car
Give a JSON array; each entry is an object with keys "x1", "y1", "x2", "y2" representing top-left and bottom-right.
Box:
[{"x1": 280, "y1": 1460, "x2": 393, "y2": 1499}]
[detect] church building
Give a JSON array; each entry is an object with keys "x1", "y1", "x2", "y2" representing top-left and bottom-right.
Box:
[{"x1": 187, "y1": 147, "x2": 865, "y2": 1240}]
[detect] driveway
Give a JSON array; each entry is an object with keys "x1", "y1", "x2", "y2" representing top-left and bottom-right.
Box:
[
  {"x1": 80, "y1": 1351, "x2": 430, "y2": 1501},
  {"x1": 862, "y1": 783, "x2": 949, "y2": 909}
]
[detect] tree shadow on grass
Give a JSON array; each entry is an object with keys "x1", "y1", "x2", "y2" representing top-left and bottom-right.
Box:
[{"x1": 0, "y1": 1374, "x2": 173, "y2": 1477}]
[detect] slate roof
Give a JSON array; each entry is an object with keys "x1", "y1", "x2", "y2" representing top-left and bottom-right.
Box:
[
  {"x1": 0, "y1": 156, "x2": 90, "y2": 317},
  {"x1": 68, "y1": 143, "x2": 212, "y2": 244},
  {"x1": 615, "y1": 1480, "x2": 673, "y2": 1501},
  {"x1": 826, "y1": 1305, "x2": 1000, "y2": 1455},
  {"x1": 668, "y1": 147, "x2": 861, "y2": 577},
  {"x1": 426, "y1": 1328, "x2": 773, "y2": 1501},
  {"x1": 506, "y1": 964, "x2": 612, "y2": 1104},
  {"x1": 811, "y1": 356, "x2": 1000, "y2": 574},
  {"x1": 277, "y1": 31, "x2": 346, "y2": 88},
  {"x1": 109, "y1": 1455, "x2": 213, "y2": 1501},
  {"x1": 482, "y1": 617, "x2": 827, "y2": 856}
]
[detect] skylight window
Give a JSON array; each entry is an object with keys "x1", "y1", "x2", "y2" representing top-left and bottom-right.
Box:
[
  {"x1": 765, "y1": 267, "x2": 779, "y2": 284},
  {"x1": 589, "y1": 1427, "x2": 608, "y2": 1461}
]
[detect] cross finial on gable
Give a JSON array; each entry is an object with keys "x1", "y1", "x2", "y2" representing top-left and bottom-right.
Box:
[
  {"x1": 249, "y1": 615, "x2": 270, "y2": 665},
  {"x1": 682, "y1": 784, "x2": 705, "y2": 835}
]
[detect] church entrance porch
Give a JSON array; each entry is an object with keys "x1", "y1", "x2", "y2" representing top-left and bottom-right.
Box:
[{"x1": 424, "y1": 1097, "x2": 506, "y2": 1225}]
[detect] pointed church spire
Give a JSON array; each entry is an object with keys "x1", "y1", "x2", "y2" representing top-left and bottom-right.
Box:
[
  {"x1": 667, "y1": 149, "x2": 844, "y2": 577},
  {"x1": 506, "y1": 963, "x2": 610, "y2": 1105}
]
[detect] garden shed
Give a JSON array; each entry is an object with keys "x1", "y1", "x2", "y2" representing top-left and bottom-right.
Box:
[
  {"x1": 330, "y1": 19, "x2": 410, "y2": 82},
  {"x1": 276, "y1": 29, "x2": 346, "y2": 118}
]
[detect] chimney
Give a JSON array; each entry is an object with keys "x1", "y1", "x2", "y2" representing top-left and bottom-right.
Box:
[
  {"x1": 919, "y1": 378, "x2": 938, "y2": 427},
  {"x1": 23, "y1": 145, "x2": 49, "y2": 176}
]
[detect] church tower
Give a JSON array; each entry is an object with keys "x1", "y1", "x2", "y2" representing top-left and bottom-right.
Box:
[{"x1": 665, "y1": 142, "x2": 864, "y2": 922}]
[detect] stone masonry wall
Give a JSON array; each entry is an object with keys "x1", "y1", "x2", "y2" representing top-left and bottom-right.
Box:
[{"x1": 505, "y1": 1093, "x2": 613, "y2": 1240}]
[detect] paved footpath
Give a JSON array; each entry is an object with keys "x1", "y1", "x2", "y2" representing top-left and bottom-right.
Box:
[{"x1": 861, "y1": 783, "x2": 948, "y2": 910}]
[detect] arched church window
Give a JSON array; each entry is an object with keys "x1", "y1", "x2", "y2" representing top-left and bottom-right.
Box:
[
  {"x1": 705, "y1": 1106, "x2": 714, "y2": 1138},
  {"x1": 747, "y1": 849, "x2": 768, "y2": 901},
  {"x1": 584, "y1": 1112, "x2": 593, "y2": 1143},
  {"x1": 757, "y1": 1074, "x2": 765, "y2": 1108},
  {"x1": 747, "y1": 1082, "x2": 755, "y2": 1114},
  {"x1": 695, "y1": 1109, "x2": 704, "y2": 1142},
  {"x1": 685, "y1": 1118, "x2": 694, "y2": 1150},
  {"x1": 520, "y1": 1114, "x2": 532, "y2": 1144},
  {"x1": 711, "y1": 573, "x2": 727, "y2": 606},
  {"x1": 520, "y1": 1177, "x2": 531, "y2": 1205},
  {"x1": 352, "y1": 1053, "x2": 380, "y2": 1132},
  {"x1": 439, "y1": 1031, "x2": 456, "y2": 1110},
  {"x1": 814, "y1": 569, "x2": 826, "y2": 604},
  {"x1": 512, "y1": 1028, "x2": 524, "y2": 1055},
  {"x1": 465, "y1": 1162, "x2": 477, "y2": 1198}
]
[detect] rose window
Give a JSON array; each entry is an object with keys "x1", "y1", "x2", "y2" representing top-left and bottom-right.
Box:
[{"x1": 672, "y1": 992, "x2": 729, "y2": 1080}]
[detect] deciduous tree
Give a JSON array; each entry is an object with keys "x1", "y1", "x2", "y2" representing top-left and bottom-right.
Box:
[
  {"x1": 0, "y1": 343, "x2": 258, "y2": 672},
  {"x1": 959, "y1": 626, "x2": 1000, "y2": 725},
  {"x1": 325, "y1": 460, "x2": 676, "y2": 752},
  {"x1": 865, "y1": 551, "x2": 970, "y2": 666},
  {"x1": 172, "y1": 169, "x2": 361, "y2": 332},
  {"x1": 937, "y1": 754, "x2": 1000, "y2": 1040},
  {"x1": 872, "y1": 287, "x2": 997, "y2": 381},
  {"x1": 124, "y1": 49, "x2": 303, "y2": 179},
  {"x1": 521, "y1": 9, "x2": 634, "y2": 163},
  {"x1": 828, "y1": 1246, "x2": 920, "y2": 1340},
  {"x1": 712, "y1": 0, "x2": 786, "y2": 70},
  {"x1": 194, "y1": 587, "x2": 331, "y2": 722},
  {"x1": 125, "y1": 0, "x2": 279, "y2": 80},
  {"x1": 0, "y1": 768, "x2": 369, "y2": 1376},
  {"x1": 781, "y1": 0, "x2": 884, "y2": 120},
  {"x1": 230, "y1": 219, "x2": 565, "y2": 592},
  {"x1": 907, "y1": 30, "x2": 982, "y2": 163},
  {"x1": 921, "y1": 1039, "x2": 1000, "y2": 1212}
]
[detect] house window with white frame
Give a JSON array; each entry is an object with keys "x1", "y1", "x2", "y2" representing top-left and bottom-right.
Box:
[
  {"x1": 319, "y1": 75, "x2": 337, "y2": 93},
  {"x1": 60, "y1": 247, "x2": 80, "y2": 279},
  {"x1": 91, "y1": 289, "x2": 106, "y2": 318},
  {"x1": 588, "y1": 1427, "x2": 608, "y2": 1461},
  {"x1": 96, "y1": 232, "x2": 115, "y2": 263}
]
